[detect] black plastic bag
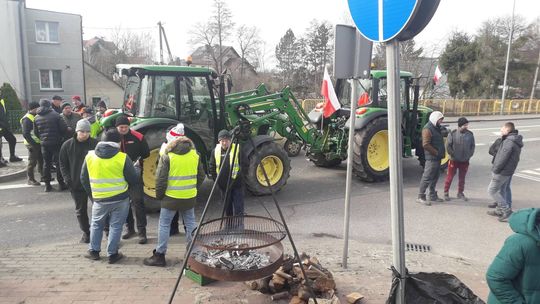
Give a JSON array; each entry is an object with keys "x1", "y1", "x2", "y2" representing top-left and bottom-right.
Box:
[{"x1": 386, "y1": 268, "x2": 485, "y2": 304}]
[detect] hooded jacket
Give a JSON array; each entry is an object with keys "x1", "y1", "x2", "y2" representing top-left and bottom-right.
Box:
[
  {"x1": 446, "y1": 128, "x2": 475, "y2": 162},
  {"x1": 59, "y1": 134, "x2": 98, "y2": 191},
  {"x1": 155, "y1": 137, "x2": 205, "y2": 211},
  {"x1": 80, "y1": 141, "x2": 139, "y2": 203},
  {"x1": 60, "y1": 112, "x2": 81, "y2": 138},
  {"x1": 422, "y1": 120, "x2": 446, "y2": 161},
  {"x1": 34, "y1": 105, "x2": 68, "y2": 146},
  {"x1": 486, "y1": 208, "x2": 540, "y2": 304},
  {"x1": 492, "y1": 131, "x2": 523, "y2": 176}
]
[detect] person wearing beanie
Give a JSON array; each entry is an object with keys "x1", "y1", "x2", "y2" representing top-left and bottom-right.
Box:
[
  {"x1": 60, "y1": 102, "x2": 82, "y2": 139},
  {"x1": 35, "y1": 97, "x2": 69, "y2": 192},
  {"x1": 143, "y1": 124, "x2": 204, "y2": 267},
  {"x1": 59, "y1": 119, "x2": 98, "y2": 243},
  {"x1": 80, "y1": 129, "x2": 138, "y2": 263},
  {"x1": 416, "y1": 111, "x2": 446, "y2": 206},
  {"x1": 71, "y1": 95, "x2": 85, "y2": 114},
  {"x1": 209, "y1": 129, "x2": 245, "y2": 227},
  {"x1": 114, "y1": 115, "x2": 150, "y2": 244},
  {"x1": 19, "y1": 101, "x2": 43, "y2": 183},
  {"x1": 81, "y1": 108, "x2": 101, "y2": 139},
  {"x1": 96, "y1": 100, "x2": 107, "y2": 121},
  {"x1": 443, "y1": 117, "x2": 475, "y2": 202}
]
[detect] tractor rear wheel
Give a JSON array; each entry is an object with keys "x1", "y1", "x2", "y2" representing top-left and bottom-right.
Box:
[
  {"x1": 140, "y1": 127, "x2": 168, "y2": 212},
  {"x1": 244, "y1": 141, "x2": 291, "y2": 196},
  {"x1": 352, "y1": 117, "x2": 390, "y2": 182}
]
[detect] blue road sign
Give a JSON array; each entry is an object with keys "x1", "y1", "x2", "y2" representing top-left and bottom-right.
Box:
[{"x1": 348, "y1": 0, "x2": 419, "y2": 42}]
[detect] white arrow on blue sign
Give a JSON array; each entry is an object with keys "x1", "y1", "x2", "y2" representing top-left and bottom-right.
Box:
[{"x1": 348, "y1": 0, "x2": 419, "y2": 42}]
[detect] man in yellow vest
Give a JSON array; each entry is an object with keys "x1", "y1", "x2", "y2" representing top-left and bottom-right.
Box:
[
  {"x1": 19, "y1": 101, "x2": 43, "y2": 185},
  {"x1": 209, "y1": 130, "x2": 245, "y2": 224},
  {"x1": 0, "y1": 98, "x2": 23, "y2": 166},
  {"x1": 143, "y1": 124, "x2": 204, "y2": 267},
  {"x1": 80, "y1": 129, "x2": 139, "y2": 263}
]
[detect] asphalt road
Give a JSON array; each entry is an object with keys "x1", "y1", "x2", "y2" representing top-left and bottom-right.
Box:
[{"x1": 1, "y1": 118, "x2": 539, "y2": 266}]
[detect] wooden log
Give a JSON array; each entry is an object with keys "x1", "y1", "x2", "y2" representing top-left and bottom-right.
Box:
[
  {"x1": 346, "y1": 292, "x2": 365, "y2": 304},
  {"x1": 314, "y1": 276, "x2": 336, "y2": 293},
  {"x1": 297, "y1": 285, "x2": 314, "y2": 301},
  {"x1": 271, "y1": 291, "x2": 290, "y2": 301},
  {"x1": 272, "y1": 273, "x2": 286, "y2": 291},
  {"x1": 290, "y1": 295, "x2": 307, "y2": 304},
  {"x1": 275, "y1": 269, "x2": 293, "y2": 281},
  {"x1": 309, "y1": 256, "x2": 320, "y2": 266}
]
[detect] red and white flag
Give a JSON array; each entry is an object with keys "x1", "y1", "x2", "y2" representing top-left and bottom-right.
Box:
[
  {"x1": 320, "y1": 67, "x2": 341, "y2": 118},
  {"x1": 433, "y1": 65, "x2": 442, "y2": 85}
]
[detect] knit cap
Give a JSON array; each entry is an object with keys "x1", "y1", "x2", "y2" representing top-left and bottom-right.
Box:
[
  {"x1": 115, "y1": 115, "x2": 130, "y2": 127},
  {"x1": 76, "y1": 119, "x2": 91, "y2": 132},
  {"x1": 458, "y1": 117, "x2": 469, "y2": 127},
  {"x1": 166, "y1": 123, "x2": 185, "y2": 143}
]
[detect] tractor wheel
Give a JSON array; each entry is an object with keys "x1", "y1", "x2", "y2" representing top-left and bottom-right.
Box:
[
  {"x1": 284, "y1": 139, "x2": 302, "y2": 157},
  {"x1": 140, "y1": 128, "x2": 168, "y2": 212},
  {"x1": 244, "y1": 141, "x2": 291, "y2": 196},
  {"x1": 352, "y1": 117, "x2": 390, "y2": 182}
]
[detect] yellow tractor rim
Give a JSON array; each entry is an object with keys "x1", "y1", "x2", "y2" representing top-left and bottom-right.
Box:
[
  {"x1": 142, "y1": 148, "x2": 159, "y2": 198},
  {"x1": 256, "y1": 156, "x2": 284, "y2": 186},
  {"x1": 367, "y1": 130, "x2": 389, "y2": 172}
]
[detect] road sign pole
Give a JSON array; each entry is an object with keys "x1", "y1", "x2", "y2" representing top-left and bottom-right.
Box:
[
  {"x1": 342, "y1": 78, "x2": 358, "y2": 269},
  {"x1": 386, "y1": 39, "x2": 406, "y2": 304}
]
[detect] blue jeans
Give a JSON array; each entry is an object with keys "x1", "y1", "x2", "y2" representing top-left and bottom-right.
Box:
[
  {"x1": 488, "y1": 173, "x2": 512, "y2": 210},
  {"x1": 500, "y1": 175, "x2": 513, "y2": 208},
  {"x1": 89, "y1": 198, "x2": 130, "y2": 256},
  {"x1": 156, "y1": 208, "x2": 196, "y2": 254}
]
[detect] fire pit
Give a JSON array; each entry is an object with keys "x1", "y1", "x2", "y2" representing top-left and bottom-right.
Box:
[{"x1": 187, "y1": 215, "x2": 286, "y2": 281}]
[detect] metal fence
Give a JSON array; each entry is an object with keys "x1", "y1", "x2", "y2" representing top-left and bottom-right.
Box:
[
  {"x1": 300, "y1": 99, "x2": 540, "y2": 117},
  {"x1": 5, "y1": 110, "x2": 26, "y2": 133}
]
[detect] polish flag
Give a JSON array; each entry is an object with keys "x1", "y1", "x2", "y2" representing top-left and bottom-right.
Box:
[
  {"x1": 433, "y1": 65, "x2": 443, "y2": 85},
  {"x1": 321, "y1": 68, "x2": 341, "y2": 118}
]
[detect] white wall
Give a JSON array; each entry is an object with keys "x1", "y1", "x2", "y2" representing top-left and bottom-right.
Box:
[{"x1": 0, "y1": 0, "x2": 26, "y2": 101}]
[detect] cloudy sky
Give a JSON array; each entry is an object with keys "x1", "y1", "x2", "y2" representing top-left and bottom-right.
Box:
[{"x1": 26, "y1": 0, "x2": 539, "y2": 66}]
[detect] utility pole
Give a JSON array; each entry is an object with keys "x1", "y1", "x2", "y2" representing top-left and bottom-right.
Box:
[
  {"x1": 528, "y1": 48, "x2": 540, "y2": 112},
  {"x1": 500, "y1": 0, "x2": 516, "y2": 115}
]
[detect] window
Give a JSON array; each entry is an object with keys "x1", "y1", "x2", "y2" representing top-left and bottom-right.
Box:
[
  {"x1": 39, "y1": 70, "x2": 62, "y2": 90},
  {"x1": 35, "y1": 21, "x2": 59, "y2": 43}
]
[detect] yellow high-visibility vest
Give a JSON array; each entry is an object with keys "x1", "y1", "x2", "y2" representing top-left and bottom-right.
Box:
[
  {"x1": 165, "y1": 150, "x2": 199, "y2": 199},
  {"x1": 19, "y1": 113, "x2": 41, "y2": 145},
  {"x1": 215, "y1": 143, "x2": 240, "y2": 179},
  {"x1": 85, "y1": 151, "x2": 128, "y2": 199}
]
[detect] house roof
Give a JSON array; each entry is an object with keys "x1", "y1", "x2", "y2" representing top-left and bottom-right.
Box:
[
  {"x1": 191, "y1": 45, "x2": 257, "y2": 75},
  {"x1": 84, "y1": 61, "x2": 123, "y2": 89}
]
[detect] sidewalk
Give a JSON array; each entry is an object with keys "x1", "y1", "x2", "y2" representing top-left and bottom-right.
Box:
[{"x1": 0, "y1": 234, "x2": 489, "y2": 304}]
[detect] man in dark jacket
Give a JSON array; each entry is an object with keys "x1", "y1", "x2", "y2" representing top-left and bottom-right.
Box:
[
  {"x1": 143, "y1": 126, "x2": 205, "y2": 267},
  {"x1": 59, "y1": 119, "x2": 98, "y2": 243},
  {"x1": 60, "y1": 102, "x2": 81, "y2": 138},
  {"x1": 34, "y1": 99, "x2": 68, "y2": 192},
  {"x1": 51, "y1": 95, "x2": 63, "y2": 114},
  {"x1": 209, "y1": 129, "x2": 245, "y2": 222},
  {"x1": 486, "y1": 208, "x2": 540, "y2": 303},
  {"x1": 443, "y1": 117, "x2": 475, "y2": 201},
  {"x1": 416, "y1": 111, "x2": 446, "y2": 206},
  {"x1": 80, "y1": 129, "x2": 138, "y2": 263},
  {"x1": 115, "y1": 115, "x2": 150, "y2": 243},
  {"x1": 0, "y1": 98, "x2": 23, "y2": 165},
  {"x1": 487, "y1": 122, "x2": 523, "y2": 222},
  {"x1": 20, "y1": 101, "x2": 43, "y2": 185}
]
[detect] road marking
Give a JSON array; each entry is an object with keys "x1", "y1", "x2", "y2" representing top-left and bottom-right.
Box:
[
  {"x1": 475, "y1": 143, "x2": 486, "y2": 146},
  {"x1": 522, "y1": 170, "x2": 540, "y2": 176},
  {"x1": 0, "y1": 183, "x2": 34, "y2": 190},
  {"x1": 523, "y1": 137, "x2": 540, "y2": 142},
  {"x1": 515, "y1": 173, "x2": 540, "y2": 183}
]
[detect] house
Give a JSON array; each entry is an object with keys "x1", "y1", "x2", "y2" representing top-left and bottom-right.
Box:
[
  {"x1": 0, "y1": 0, "x2": 84, "y2": 105},
  {"x1": 190, "y1": 45, "x2": 258, "y2": 91},
  {"x1": 84, "y1": 61, "x2": 124, "y2": 109}
]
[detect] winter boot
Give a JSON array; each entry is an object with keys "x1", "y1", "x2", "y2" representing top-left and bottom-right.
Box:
[
  {"x1": 444, "y1": 192, "x2": 451, "y2": 201},
  {"x1": 487, "y1": 207, "x2": 503, "y2": 217},
  {"x1": 416, "y1": 194, "x2": 431, "y2": 206},
  {"x1": 44, "y1": 183, "x2": 52, "y2": 192},
  {"x1": 27, "y1": 179, "x2": 40, "y2": 186},
  {"x1": 498, "y1": 209, "x2": 513, "y2": 222},
  {"x1": 84, "y1": 250, "x2": 100, "y2": 261},
  {"x1": 457, "y1": 192, "x2": 469, "y2": 202},
  {"x1": 108, "y1": 252, "x2": 124, "y2": 264},
  {"x1": 122, "y1": 225, "x2": 136, "y2": 240},
  {"x1": 9, "y1": 155, "x2": 22, "y2": 162},
  {"x1": 143, "y1": 250, "x2": 166, "y2": 267},
  {"x1": 428, "y1": 192, "x2": 444, "y2": 202},
  {"x1": 138, "y1": 228, "x2": 148, "y2": 245},
  {"x1": 80, "y1": 232, "x2": 90, "y2": 244},
  {"x1": 58, "y1": 181, "x2": 68, "y2": 191},
  {"x1": 487, "y1": 202, "x2": 498, "y2": 208}
]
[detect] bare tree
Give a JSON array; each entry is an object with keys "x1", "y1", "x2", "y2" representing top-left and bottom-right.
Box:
[
  {"x1": 189, "y1": 22, "x2": 219, "y2": 70},
  {"x1": 236, "y1": 25, "x2": 261, "y2": 77},
  {"x1": 110, "y1": 27, "x2": 155, "y2": 64}
]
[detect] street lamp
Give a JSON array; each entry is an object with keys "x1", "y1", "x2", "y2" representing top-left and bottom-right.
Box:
[{"x1": 500, "y1": 0, "x2": 516, "y2": 115}]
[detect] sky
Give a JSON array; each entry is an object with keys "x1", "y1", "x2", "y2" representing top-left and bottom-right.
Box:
[{"x1": 26, "y1": 0, "x2": 540, "y2": 68}]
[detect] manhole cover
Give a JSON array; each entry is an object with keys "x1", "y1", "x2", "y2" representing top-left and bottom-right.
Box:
[{"x1": 405, "y1": 243, "x2": 431, "y2": 252}]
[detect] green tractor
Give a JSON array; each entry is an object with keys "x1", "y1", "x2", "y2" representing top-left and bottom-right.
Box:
[
  {"x1": 304, "y1": 69, "x2": 449, "y2": 181},
  {"x1": 99, "y1": 65, "x2": 292, "y2": 209}
]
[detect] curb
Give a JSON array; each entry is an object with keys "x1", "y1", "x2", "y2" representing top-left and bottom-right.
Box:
[
  {"x1": 445, "y1": 116, "x2": 540, "y2": 123},
  {"x1": 0, "y1": 168, "x2": 26, "y2": 183}
]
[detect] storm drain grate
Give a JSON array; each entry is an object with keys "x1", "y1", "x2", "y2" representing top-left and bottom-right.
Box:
[{"x1": 405, "y1": 243, "x2": 431, "y2": 252}]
